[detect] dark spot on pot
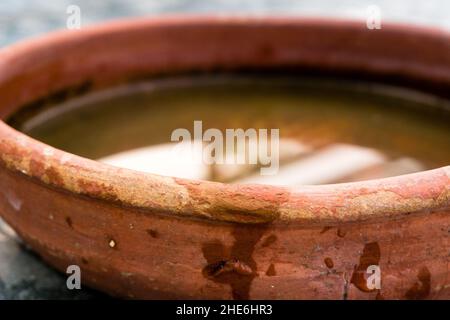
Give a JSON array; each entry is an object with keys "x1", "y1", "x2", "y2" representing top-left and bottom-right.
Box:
[
  {"x1": 65, "y1": 216, "x2": 73, "y2": 228},
  {"x1": 350, "y1": 242, "x2": 380, "y2": 292},
  {"x1": 321, "y1": 226, "x2": 332, "y2": 234},
  {"x1": 266, "y1": 264, "x2": 276, "y2": 277},
  {"x1": 146, "y1": 229, "x2": 159, "y2": 239},
  {"x1": 261, "y1": 234, "x2": 277, "y2": 247},
  {"x1": 81, "y1": 258, "x2": 88, "y2": 265},
  {"x1": 337, "y1": 228, "x2": 347, "y2": 238},
  {"x1": 405, "y1": 266, "x2": 431, "y2": 300},
  {"x1": 324, "y1": 257, "x2": 334, "y2": 269},
  {"x1": 202, "y1": 224, "x2": 269, "y2": 300}
]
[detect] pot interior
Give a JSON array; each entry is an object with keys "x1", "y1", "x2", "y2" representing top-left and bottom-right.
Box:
[{"x1": 8, "y1": 73, "x2": 450, "y2": 185}]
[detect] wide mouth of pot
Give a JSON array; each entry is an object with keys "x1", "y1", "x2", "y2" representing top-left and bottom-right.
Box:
[{"x1": 0, "y1": 16, "x2": 449, "y2": 225}]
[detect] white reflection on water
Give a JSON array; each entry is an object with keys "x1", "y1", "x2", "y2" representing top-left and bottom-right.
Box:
[{"x1": 99, "y1": 141, "x2": 424, "y2": 185}]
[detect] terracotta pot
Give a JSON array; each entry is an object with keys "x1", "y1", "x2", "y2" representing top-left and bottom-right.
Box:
[{"x1": 0, "y1": 16, "x2": 449, "y2": 300}]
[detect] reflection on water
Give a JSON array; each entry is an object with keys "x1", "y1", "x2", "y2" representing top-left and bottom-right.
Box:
[
  {"x1": 10, "y1": 75, "x2": 450, "y2": 185},
  {"x1": 99, "y1": 141, "x2": 425, "y2": 185}
]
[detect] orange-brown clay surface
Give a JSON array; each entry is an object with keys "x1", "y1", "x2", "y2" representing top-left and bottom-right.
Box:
[{"x1": 0, "y1": 17, "x2": 449, "y2": 299}]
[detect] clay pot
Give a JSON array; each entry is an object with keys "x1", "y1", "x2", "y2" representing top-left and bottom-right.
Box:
[{"x1": 0, "y1": 17, "x2": 448, "y2": 300}]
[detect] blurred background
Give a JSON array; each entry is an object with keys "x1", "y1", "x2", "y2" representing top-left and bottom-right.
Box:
[
  {"x1": 1, "y1": 0, "x2": 449, "y2": 47},
  {"x1": 0, "y1": 0, "x2": 448, "y2": 300}
]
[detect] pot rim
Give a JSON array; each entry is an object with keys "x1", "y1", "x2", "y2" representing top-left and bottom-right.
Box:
[{"x1": 0, "y1": 15, "x2": 449, "y2": 225}]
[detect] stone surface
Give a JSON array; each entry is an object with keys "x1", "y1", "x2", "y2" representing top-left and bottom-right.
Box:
[{"x1": 0, "y1": 219, "x2": 104, "y2": 299}]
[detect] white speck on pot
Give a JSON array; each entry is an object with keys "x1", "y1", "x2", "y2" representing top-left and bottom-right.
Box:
[{"x1": 109, "y1": 239, "x2": 116, "y2": 248}]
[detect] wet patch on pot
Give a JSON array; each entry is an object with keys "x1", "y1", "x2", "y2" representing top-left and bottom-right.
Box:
[
  {"x1": 202, "y1": 224, "x2": 270, "y2": 300},
  {"x1": 350, "y1": 242, "x2": 381, "y2": 292},
  {"x1": 404, "y1": 266, "x2": 431, "y2": 300},
  {"x1": 265, "y1": 263, "x2": 277, "y2": 277},
  {"x1": 261, "y1": 234, "x2": 277, "y2": 247},
  {"x1": 320, "y1": 226, "x2": 333, "y2": 234}
]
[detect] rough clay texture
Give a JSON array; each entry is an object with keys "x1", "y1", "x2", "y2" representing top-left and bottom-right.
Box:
[{"x1": 0, "y1": 17, "x2": 448, "y2": 299}]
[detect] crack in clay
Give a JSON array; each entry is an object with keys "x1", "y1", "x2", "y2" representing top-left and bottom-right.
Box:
[
  {"x1": 342, "y1": 273, "x2": 349, "y2": 300},
  {"x1": 204, "y1": 259, "x2": 253, "y2": 277}
]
